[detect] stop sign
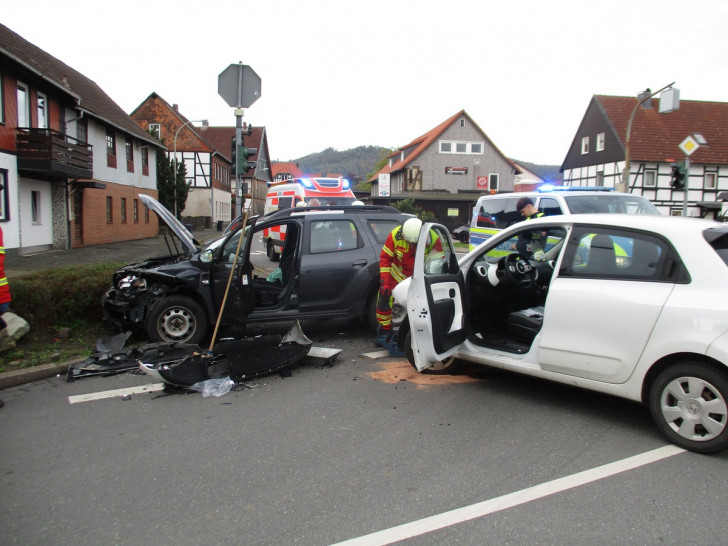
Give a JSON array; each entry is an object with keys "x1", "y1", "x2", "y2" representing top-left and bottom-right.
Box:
[{"x1": 218, "y1": 63, "x2": 261, "y2": 108}]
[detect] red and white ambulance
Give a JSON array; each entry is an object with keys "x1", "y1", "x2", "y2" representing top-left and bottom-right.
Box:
[{"x1": 262, "y1": 177, "x2": 357, "y2": 260}]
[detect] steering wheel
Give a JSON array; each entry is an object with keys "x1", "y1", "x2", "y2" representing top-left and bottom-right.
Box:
[{"x1": 501, "y1": 252, "x2": 537, "y2": 292}]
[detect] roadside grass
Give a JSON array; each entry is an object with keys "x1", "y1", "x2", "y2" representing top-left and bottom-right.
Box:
[{"x1": 0, "y1": 262, "x2": 124, "y2": 372}]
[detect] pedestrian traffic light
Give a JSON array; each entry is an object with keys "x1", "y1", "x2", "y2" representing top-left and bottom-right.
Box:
[{"x1": 670, "y1": 161, "x2": 686, "y2": 189}]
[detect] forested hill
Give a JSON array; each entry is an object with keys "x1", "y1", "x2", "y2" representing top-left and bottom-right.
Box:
[
  {"x1": 290, "y1": 146, "x2": 561, "y2": 186},
  {"x1": 292, "y1": 146, "x2": 388, "y2": 184}
]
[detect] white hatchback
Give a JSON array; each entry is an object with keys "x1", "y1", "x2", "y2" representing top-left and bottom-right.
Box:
[{"x1": 392, "y1": 214, "x2": 728, "y2": 453}]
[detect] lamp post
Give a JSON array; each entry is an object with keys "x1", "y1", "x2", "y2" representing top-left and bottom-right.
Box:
[
  {"x1": 620, "y1": 82, "x2": 675, "y2": 193},
  {"x1": 173, "y1": 119, "x2": 207, "y2": 218}
]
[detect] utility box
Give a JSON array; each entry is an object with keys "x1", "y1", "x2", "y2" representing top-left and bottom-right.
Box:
[{"x1": 660, "y1": 88, "x2": 680, "y2": 113}]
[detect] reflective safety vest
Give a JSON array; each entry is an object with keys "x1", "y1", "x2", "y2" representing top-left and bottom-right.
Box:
[
  {"x1": 379, "y1": 226, "x2": 442, "y2": 291},
  {"x1": 0, "y1": 233, "x2": 10, "y2": 304}
]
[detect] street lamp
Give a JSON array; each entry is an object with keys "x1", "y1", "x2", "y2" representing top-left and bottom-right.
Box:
[
  {"x1": 173, "y1": 119, "x2": 207, "y2": 218},
  {"x1": 620, "y1": 82, "x2": 676, "y2": 193}
]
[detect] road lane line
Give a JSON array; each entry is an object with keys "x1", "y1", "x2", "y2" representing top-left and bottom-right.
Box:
[
  {"x1": 68, "y1": 383, "x2": 165, "y2": 404},
  {"x1": 333, "y1": 444, "x2": 685, "y2": 545}
]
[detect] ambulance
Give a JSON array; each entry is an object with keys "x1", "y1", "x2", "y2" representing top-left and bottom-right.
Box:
[{"x1": 263, "y1": 177, "x2": 356, "y2": 260}]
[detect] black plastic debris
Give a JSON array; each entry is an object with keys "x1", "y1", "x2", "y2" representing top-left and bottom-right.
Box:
[
  {"x1": 66, "y1": 331, "x2": 200, "y2": 382},
  {"x1": 139, "y1": 321, "x2": 312, "y2": 390}
]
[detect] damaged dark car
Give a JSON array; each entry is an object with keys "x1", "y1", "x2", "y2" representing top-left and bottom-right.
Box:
[{"x1": 103, "y1": 194, "x2": 411, "y2": 344}]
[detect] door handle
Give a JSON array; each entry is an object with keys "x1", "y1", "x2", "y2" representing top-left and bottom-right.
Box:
[{"x1": 352, "y1": 259, "x2": 368, "y2": 267}]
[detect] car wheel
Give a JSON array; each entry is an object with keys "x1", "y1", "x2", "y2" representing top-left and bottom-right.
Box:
[
  {"x1": 404, "y1": 331, "x2": 459, "y2": 375},
  {"x1": 146, "y1": 295, "x2": 207, "y2": 344},
  {"x1": 267, "y1": 240, "x2": 280, "y2": 262},
  {"x1": 649, "y1": 361, "x2": 728, "y2": 454},
  {"x1": 460, "y1": 232, "x2": 469, "y2": 244}
]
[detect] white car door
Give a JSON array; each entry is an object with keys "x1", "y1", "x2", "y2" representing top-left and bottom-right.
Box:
[
  {"x1": 406, "y1": 223, "x2": 466, "y2": 371},
  {"x1": 538, "y1": 227, "x2": 675, "y2": 383}
]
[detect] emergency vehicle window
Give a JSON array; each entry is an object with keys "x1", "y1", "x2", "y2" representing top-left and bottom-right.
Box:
[
  {"x1": 277, "y1": 197, "x2": 294, "y2": 210},
  {"x1": 310, "y1": 220, "x2": 359, "y2": 253},
  {"x1": 477, "y1": 198, "x2": 521, "y2": 229},
  {"x1": 367, "y1": 220, "x2": 401, "y2": 244},
  {"x1": 538, "y1": 197, "x2": 563, "y2": 217}
]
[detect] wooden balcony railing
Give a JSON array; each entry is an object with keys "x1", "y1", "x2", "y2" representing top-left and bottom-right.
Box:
[{"x1": 16, "y1": 128, "x2": 93, "y2": 180}]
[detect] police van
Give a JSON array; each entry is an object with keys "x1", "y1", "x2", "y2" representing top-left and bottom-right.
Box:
[
  {"x1": 468, "y1": 187, "x2": 660, "y2": 251},
  {"x1": 263, "y1": 177, "x2": 356, "y2": 260}
]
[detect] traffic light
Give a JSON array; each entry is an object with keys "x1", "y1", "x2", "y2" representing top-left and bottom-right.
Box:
[
  {"x1": 670, "y1": 161, "x2": 686, "y2": 189},
  {"x1": 230, "y1": 135, "x2": 237, "y2": 176},
  {"x1": 239, "y1": 142, "x2": 258, "y2": 173}
]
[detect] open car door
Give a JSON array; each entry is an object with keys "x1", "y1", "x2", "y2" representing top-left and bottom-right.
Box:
[{"x1": 406, "y1": 223, "x2": 466, "y2": 371}]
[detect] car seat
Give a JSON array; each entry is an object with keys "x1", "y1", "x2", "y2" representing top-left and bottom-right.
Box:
[{"x1": 583, "y1": 234, "x2": 617, "y2": 275}]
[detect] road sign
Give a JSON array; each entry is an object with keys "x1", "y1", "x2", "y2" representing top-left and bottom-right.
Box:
[
  {"x1": 679, "y1": 135, "x2": 700, "y2": 156},
  {"x1": 218, "y1": 63, "x2": 261, "y2": 108}
]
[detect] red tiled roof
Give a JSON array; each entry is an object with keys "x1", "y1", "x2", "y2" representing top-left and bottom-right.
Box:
[
  {"x1": 369, "y1": 110, "x2": 518, "y2": 182},
  {"x1": 596, "y1": 95, "x2": 728, "y2": 164},
  {"x1": 271, "y1": 162, "x2": 305, "y2": 178}
]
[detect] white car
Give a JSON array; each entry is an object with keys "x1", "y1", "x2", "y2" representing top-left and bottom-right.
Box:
[{"x1": 392, "y1": 214, "x2": 728, "y2": 453}]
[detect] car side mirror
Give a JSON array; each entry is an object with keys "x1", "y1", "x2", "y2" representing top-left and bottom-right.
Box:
[{"x1": 200, "y1": 250, "x2": 213, "y2": 263}]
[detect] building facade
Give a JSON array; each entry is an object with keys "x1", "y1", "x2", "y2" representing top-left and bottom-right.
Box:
[
  {"x1": 0, "y1": 23, "x2": 163, "y2": 256},
  {"x1": 561, "y1": 94, "x2": 728, "y2": 218}
]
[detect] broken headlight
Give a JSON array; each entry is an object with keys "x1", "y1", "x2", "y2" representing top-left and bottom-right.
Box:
[{"x1": 118, "y1": 275, "x2": 147, "y2": 291}]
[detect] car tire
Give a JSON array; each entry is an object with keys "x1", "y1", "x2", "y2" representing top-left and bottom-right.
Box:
[
  {"x1": 460, "y1": 232, "x2": 469, "y2": 244},
  {"x1": 146, "y1": 295, "x2": 207, "y2": 344},
  {"x1": 404, "y1": 331, "x2": 460, "y2": 375},
  {"x1": 267, "y1": 240, "x2": 280, "y2": 262},
  {"x1": 649, "y1": 361, "x2": 728, "y2": 454}
]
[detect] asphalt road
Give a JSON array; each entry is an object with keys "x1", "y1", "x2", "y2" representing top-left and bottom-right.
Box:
[{"x1": 2, "y1": 317, "x2": 727, "y2": 545}]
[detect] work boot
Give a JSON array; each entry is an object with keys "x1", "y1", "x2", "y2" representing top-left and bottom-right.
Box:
[
  {"x1": 375, "y1": 327, "x2": 392, "y2": 348},
  {"x1": 387, "y1": 339, "x2": 405, "y2": 358}
]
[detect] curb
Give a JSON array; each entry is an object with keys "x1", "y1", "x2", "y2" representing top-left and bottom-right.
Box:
[{"x1": 0, "y1": 360, "x2": 74, "y2": 390}]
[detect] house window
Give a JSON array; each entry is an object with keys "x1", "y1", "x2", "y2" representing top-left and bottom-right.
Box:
[
  {"x1": 596, "y1": 133, "x2": 605, "y2": 152},
  {"x1": 489, "y1": 173, "x2": 499, "y2": 191},
  {"x1": 17, "y1": 82, "x2": 30, "y2": 127},
  {"x1": 31, "y1": 191, "x2": 41, "y2": 224},
  {"x1": 141, "y1": 147, "x2": 149, "y2": 176},
  {"x1": 460, "y1": 118, "x2": 465, "y2": 128},
  {"x1": 144, "y1": 205, "x2": 149, "y2": 223},
  {"x1": 149, "y1": 123, "x2": 161, "y2": 139},
  {"x1": 125, "y1": 139, "x2": 134, "y2": 172},
  {"x1": 106, "y1": 129, "x2": 117, "y2": 168},
  {"x1": 440, "y1": 141, "x2": 484, "y2": 154},
  {"x1": 456, "y1": 143, "x2": 467, "y2": 153},
  {"x1": 581, "y1": 136, "x2": 589, "y2": 155},
  {"x1": 106, "y1": 196, "x2": 113, "y2": 223},
  {"x1": 471, "y1": 143, "x2": 483, "y2": 154},
  {"x1": 596, "y1": 171, "x2": 604, "y2": 187},
  {"x1": 76, "y1": 118, "x2": 88, "y2": 143},
  {"x1": 36, "y1": 92, "x2": 48, "y2": 129},
  {"x1": 644, "y1": 169, "x2": 657, "y2": 188},
  {"x1": 440, "y1": 142, "x2": 452, "y2": 153},
  {"x1": 0, "y1": 169, "x2": 8, "y2": 221},
  {"x1": 705, "y1": 172, "x2": 717, "y2": 189},
  {"x1": 121, "y1": 198, "x2": 127, "y2": 223},
  {"x1": 133, "y1": 199, "x2": 139, "y2": 223}
]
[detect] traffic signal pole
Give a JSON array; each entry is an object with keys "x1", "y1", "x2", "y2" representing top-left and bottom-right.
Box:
[
  {"x1": 682, "y1": 155, "x2": 690, "y2": 216},
  {"x1": 235, "y1": 108, "x2": 244, "y2": 218}
]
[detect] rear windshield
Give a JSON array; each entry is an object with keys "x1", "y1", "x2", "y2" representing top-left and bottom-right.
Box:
[
  {"x1": 564, "y1": 195, "x2": 659, "y2": 215},
  {"x1": 704, "y1": 226, "x2": 728, "y2": 266}
]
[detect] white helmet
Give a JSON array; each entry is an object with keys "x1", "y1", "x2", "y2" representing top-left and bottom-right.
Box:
[{"x1": 402, "y1": 218, "x2": 423, "y2": 243}]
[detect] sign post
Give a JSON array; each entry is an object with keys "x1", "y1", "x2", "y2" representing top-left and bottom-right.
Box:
[
  {"x1": 218, "y1": 63, "x2": 262, "y2": 217},
  {"x1": 678, "y1": 135, "x2": 702, "y2": 216}
]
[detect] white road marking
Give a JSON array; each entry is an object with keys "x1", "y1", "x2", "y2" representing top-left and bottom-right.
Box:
[
  {"x1": 68, "y1": 383, "x2": 165, "y2": 404},
  {"x1": 333, "y1": 444, "x2": 685, "y2": 545}
]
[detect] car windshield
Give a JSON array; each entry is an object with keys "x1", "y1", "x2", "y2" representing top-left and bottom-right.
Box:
[{"x1": 563, "y1": 194, "x2": 659, "y2": 215}]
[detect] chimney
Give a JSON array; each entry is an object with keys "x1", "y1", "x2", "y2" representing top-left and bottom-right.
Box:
[{"x1": 173, "y1": 104, "x2": 179, "y2": 112}]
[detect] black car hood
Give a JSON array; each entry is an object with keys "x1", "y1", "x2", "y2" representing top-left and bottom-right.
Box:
[{"x1": 139, "y1": 194, "x2": 198, "y2": 255}]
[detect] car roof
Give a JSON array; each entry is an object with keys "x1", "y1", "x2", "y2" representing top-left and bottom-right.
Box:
[
  {"x1": 510, "y1": 212, "x2": 721, "y2": 234},
  {"x1": 254, "y1": 205, "x2": 411, "y2": 228}
]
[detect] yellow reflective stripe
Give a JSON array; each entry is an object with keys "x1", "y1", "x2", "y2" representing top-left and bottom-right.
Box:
[{"x1": 0, "y1": 278, "x2": 7, "y2": 286}]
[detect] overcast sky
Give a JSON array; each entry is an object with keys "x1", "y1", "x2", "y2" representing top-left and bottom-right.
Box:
[{"x1": 3, "y1": 0, "x2": 727, "y2": 165}]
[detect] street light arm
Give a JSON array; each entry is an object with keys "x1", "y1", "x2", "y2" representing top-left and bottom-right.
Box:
[
  {"x1": 622, "y1": 82, "x2": 675, "y2": 192},
  {"x1": 172, "y1": 119, "x2": 207, "y2": 218}
]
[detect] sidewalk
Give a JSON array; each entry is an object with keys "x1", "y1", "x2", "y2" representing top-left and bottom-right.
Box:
[{"x1": 6, "y1": 227, "x2": 220, "y2": 278}]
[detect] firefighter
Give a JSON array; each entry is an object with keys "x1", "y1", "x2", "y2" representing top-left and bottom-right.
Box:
[{"x1": 376, "y1": 218, "x2": 443, "y2": 356}]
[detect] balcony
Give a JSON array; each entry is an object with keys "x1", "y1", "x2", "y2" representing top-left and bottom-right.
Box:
[{"x1": 16, "y1": 128, "x2": 93, "y2": 180}]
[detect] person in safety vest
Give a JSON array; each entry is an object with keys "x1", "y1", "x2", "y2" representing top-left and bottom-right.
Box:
[
  {"x1": 0, "y1": 226, "x2": 12, "y2": 407},
  {"x1": 514, "y1": 197, "x2": 546, "y2": 255},
  {"x1": 376, "y1": 218, "x2": 443, "y2": 356}
]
